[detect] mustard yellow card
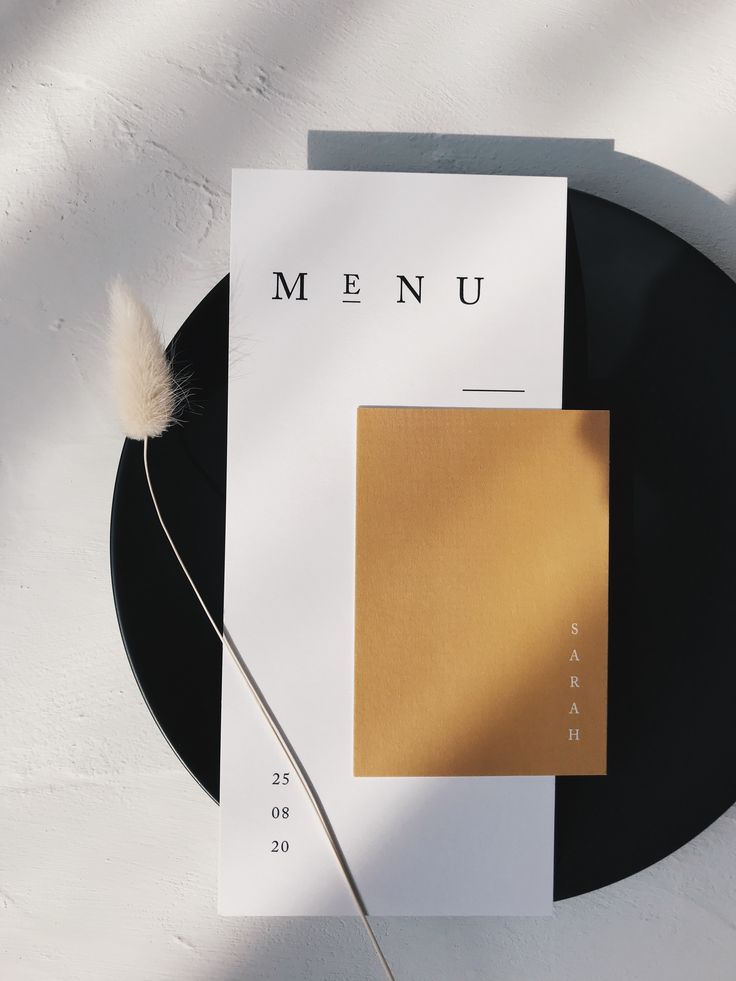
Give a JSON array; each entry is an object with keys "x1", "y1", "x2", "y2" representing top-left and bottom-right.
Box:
[{"x1": 354, "y1": 407, "x2": 609, "y2": 777}]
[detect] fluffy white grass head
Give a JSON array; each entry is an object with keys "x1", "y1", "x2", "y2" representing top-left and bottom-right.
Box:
[{"x1": 108, "y1": 278, "x2": 176, "y2": 440}]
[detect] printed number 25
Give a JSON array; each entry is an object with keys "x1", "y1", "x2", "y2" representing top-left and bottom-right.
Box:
[{"x1": 272, "y1": 772, "x2": 290, "y2": 785}]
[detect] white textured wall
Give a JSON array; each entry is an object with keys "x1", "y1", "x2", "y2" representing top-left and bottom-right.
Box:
[{"x1": 2, "y1": 1, "x2": 736, "y2": 978}]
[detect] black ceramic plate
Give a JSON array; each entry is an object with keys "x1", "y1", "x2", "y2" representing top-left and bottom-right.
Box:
[{"x1": 110, "y1": 189, "x2": 736, "y2": 902}]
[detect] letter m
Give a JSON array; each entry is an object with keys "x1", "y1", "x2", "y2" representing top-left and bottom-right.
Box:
[{"x1": 272, "y1": 271, "x2": 308, "y2": 300}]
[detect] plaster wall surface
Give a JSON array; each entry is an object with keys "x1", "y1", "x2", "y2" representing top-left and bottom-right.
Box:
[{"x1": 2, "y1": 1, "x2": 735, "y2": 978}]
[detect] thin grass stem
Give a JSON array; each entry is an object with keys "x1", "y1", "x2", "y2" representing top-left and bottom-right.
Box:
[{"x1": 142, "y1": 437, "x2": 396, "y2": 981}]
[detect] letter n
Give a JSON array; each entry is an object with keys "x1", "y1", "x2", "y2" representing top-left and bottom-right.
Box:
[{"x1": 396, "y1": 275, "x2": 423, "y2": 304}]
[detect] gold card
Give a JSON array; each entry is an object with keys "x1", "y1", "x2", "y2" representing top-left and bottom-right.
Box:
[{"x1": 354, "y1": 407, "x2": 609, "y2": 777}]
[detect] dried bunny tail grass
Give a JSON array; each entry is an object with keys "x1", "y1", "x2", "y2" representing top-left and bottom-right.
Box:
[
  {"x1": 107, "y1": 278, "x2": 176, "y2": 440},
  {"x1": 107, "y1": 278, "x2": 396, "y2": 981}
]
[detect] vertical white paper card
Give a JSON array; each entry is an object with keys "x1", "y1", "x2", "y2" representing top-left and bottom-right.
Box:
[{"x1": 221, "y1": 169, "x2": 566, "y2": 915}]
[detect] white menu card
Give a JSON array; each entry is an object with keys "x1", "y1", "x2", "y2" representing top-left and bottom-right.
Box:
[{"x1": 220, "y1": 169, "x2": 567, "y2": 915}]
